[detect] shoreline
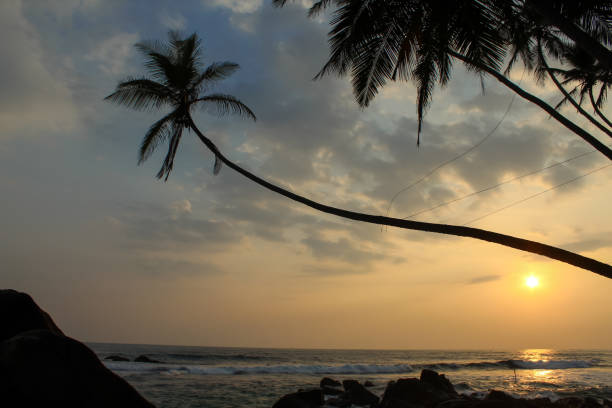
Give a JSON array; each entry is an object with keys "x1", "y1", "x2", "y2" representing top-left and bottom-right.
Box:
[{"x1": 272, "y1": 369, "x2": 612, "y2": 408}]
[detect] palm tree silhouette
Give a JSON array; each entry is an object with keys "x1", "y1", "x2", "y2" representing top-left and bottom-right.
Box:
[
  {"x1": 273, "y1": 0, "x2": 612, "y2": 159},
  {"x1": 106, "y1": 32, "x2": 611, "y2": 279},
  {"x1": 550, "y1": 45, "x2": 612, "y2": 129},
  {"x1": 105, "y1": 32, "x2": 256, "y2": 180}
]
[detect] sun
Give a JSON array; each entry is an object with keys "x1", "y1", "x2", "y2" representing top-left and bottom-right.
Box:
[{"x1": 525, "y1": 275, "x2": 540, "y2": 289}]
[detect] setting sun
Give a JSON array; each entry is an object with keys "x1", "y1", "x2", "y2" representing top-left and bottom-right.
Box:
[{"x1": 526, "y1": 275, "x2": 540, "y2": 289}]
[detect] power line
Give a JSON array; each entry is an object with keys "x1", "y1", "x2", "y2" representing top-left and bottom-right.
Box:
[
  {"x1": 402, "y1": 148, "x2": 599, "y2": 220},
  {"x1": 464, "y1": 163, "x2": 612, "y2": 226},
  {"x1": 384, "y1": 68, "x2": 526, "y2": 222}
]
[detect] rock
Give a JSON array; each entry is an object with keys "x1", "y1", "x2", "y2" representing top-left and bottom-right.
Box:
[
  {"x1": 585, "y1": 397, "x2": 605, "y2": 408},
  {"x1": 326, "y1": 396, "x2": 352, "y2": 407},
  {"x1": 0, "y1": 329, "x2": 154, "y2": 407},
  {"x1": 134, "y1": 355, "x2": 162, "y2": 363},
  {"x1": 485, "y1": 390, "x2": 516, "y2": 401},
  {"x1": 0, "y1": 289, "x2": 63, "y2": 342},
  {"x1": 0, "y1": 289, "x2": 154, "y2": 407},
  {"x1": 104, "y1": 355, "x2": 130, "y2": 362},
  {"x1": 420, "y1": 369, "x2": 457, "y2": 397},
  {"x1": 342, "y1": 379, "x2": 379, "y2": 407},
  {"x1": 380, "y1": 373, "x2": 457, "y2": 408},
  {"x1": 321, "y1": 377, "x2": 342, "y2": 388},
  {"x1": 272, "y1": 389, "x2": 323, "y2": 408},
  {"x1": 321, "y1": 386, "x2": 344, "y2": 396},
  {"x1": 365, "y1": 380, "x2": 375, "y2": 387},
  {"x1": 556, "y1": 397, "x2": 589, "y2": 407}
]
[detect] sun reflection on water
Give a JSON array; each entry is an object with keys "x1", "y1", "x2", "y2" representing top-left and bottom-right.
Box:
[{"x1": 520, "y1": 349, "x2": 553, "y2": 362}]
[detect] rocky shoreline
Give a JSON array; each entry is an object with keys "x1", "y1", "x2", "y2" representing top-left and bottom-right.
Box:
[
  {"x1": 2, "y1": 289, "x2": 610, "y2": 408},
  {"x1": 273, "y1": 370, "x2": 612, "y2": 408}
]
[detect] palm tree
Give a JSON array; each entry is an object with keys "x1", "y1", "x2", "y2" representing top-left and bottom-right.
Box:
[
  {"x1": 106, "y1": 32, "x2": 612, "y2": 279},
  {"x1": 273, "y1": 0, "x2": 612, "y2": 159},
  {"x1": 105, "y1": 32, "x2": 256, "y2": 180},
  {"x1": 548, "y1": 44, "x2": 612, "y2": 129}
]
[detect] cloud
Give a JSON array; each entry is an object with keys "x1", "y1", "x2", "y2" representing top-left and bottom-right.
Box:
[
  {"x1": 466, "y1": 274, "x2": 501, "y2": 285},
  {"x1": 208, "y1": 0, "x2": 263, "y2": 14},
  {"x1": 0, "y1": 0, "x2": 78, "y2": 135},
  {"x1": 170, "y1": 199, "x2": 193, "y2": 216},
  {"x1": 301, "y1": 234, "x2": 385, "y2": 264},
  {"x1": 86, "y1": 32, "x2": 139, "y2": 75},
  {"x1": 108, "y1": 201, "x2": 241, "y2": 252},
  {"x1": 160, "y1": 11, "x2": 187, "y2": 30},
  {"x1": 562, "y1": 234, "x2": 612, "y2": 253}
]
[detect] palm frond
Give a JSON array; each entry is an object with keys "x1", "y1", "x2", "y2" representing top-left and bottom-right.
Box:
[
  {"x1": 156, "y1": 123, "x2": 184, "y2": 181},
  {"x1": 307, "y1": 0, "x2": 337, "y2": 17},
  {"x1": 139, "y1": 110, "x2": 177, "y2": 164},
  {"x1": 194, "y1": 62, "x2": 240, "y2": 89},
  {"x1": 194, "y1": 94, "x2": 256, "y2": 121},
  {"x1": 135, "y1": 44, "x2": 178, "y2": 87},
  {"x1": 104, "y1": 77, "x2": 173, "y2": 111},
  {"x1": 315, "y1": 0, "x2": 381, "y2": 79},
  {"x1": 413, "y1": 45, "x2": 437, "y2": 146}
]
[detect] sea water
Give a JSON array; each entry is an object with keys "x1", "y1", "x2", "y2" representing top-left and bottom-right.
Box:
[{"x1": 89, "y1": 344, "x2": 612, "y2": 408}]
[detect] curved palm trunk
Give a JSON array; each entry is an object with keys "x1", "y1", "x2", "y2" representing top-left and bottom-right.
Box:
[
  {"x1": 589, "y1": 88, "x2": 612, "y2": 129},
  {"x1": 538, "y1": 47, "x2": 612, "y2": 139},
  {"x1": 449, "y1": 51, "x2": 612, "y2": 160},
  {"x1": 186, "y1": 115, "x2": 612, "y2": 280}
]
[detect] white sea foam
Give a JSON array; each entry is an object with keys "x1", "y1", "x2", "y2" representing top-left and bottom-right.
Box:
[
  {"x1": 104, "y1": 362, "x2": 415, "y2": 375},
  {"x1": 103, "y1": 358, "x2": 598, "y2": 376}
]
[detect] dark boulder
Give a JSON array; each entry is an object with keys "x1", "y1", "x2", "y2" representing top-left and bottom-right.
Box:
[
  {"x1": 0, "y1": 329, "x2": 154, "y2": 407},
  {"x1": 134, "y1": 355, "x2": 162, "y2": 363},
  {"x1": 104, "y1": 355, "x2": 130, "y2": 362},
  {"x1": 343, "y1": 379, "x2": 380, "y2": 407},
  {"x1": 322, "y1": 386, "x2": 344, "y2": 396},
  {"x1": 272, "y1": 389, "x2": 323, "y2": 408},
  {"x1": 326, "y1": 396, "x2": 352, "y2": 407},
  {"x1": 321, "y1": 377, "x2": 342, "y2": 388},
  {"x1": 380, "y1": 373, "x2": 459, "y2": 408},
  {"x1": 365, "y1": 380, "x2": 375, "y2": 387},
  {"x1": 0, "y1": 289, "x2": 63, "y2": 342},
  {"x1": 420, "y1": 369, "x2": 457, "y2": 397},
  {"x1": 555, "y1": 397, "x2": 607, "y2": 408}
]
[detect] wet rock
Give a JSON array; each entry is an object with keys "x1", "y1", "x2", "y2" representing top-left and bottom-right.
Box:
[
  {"x1": 321, "y1": 377, "x2": 341, "y2": 388},
  {"x1": 104, "y1": 355, "x2": 130, "y2": 362},
  {"x1": 343, "y1": 379, "x2": 379, "y2": 407},
  {"x1": 272, "y1": 389, "x2": 323, "y2": 408},
  {"x1": 485, "y1": 390, "x2": 516, "y2": 401},
  {"x1": 134, "y1": 355, "x2": 162, "y2": 363}
]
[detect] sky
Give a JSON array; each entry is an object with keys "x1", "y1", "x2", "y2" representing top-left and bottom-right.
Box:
[{"x1": 1, "y1": 0, "x2": 611, "y2": 350}]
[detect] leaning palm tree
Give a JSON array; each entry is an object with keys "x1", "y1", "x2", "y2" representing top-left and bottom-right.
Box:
[
  {"x1": 105, "y1": 32, "x2": 256, "y2": 180},
  {"x1": 106, "y1": 32, "x2": 612, "y2": 279}
]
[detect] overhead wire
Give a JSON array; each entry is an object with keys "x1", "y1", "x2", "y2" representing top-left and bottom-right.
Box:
[
  {"x1": 401, "y1": 148, "x2": 601, "y2": 220},
  {"x1": 383, "y1": 67, "x2": 527, "y2": 225},
  {"x1": 463, "y1": 162, "x2": 612, "y2": 225}
]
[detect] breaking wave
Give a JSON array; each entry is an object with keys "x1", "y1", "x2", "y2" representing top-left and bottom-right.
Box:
[{"x1": 104, "y1": 358, "x2": 598, "y2": 376}]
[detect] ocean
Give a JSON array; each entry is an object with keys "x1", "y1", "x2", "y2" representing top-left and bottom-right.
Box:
[{"x1": 89, "y1": 344, "x2": 612, "y2": 407}]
